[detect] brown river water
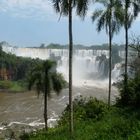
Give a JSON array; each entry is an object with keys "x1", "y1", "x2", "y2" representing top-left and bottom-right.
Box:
[{"x1": 0, "y1": 81, "x2": 119, "y2": 137}]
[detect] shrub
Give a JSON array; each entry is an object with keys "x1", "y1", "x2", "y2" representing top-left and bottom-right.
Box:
[
  {"x1": 84, "y1": 97, "x2": 107, "y2": 120},
  {"x1": 0, "y1": 80, "x2": 12, "y2": 89},
  {"x1": 116, "y1": 75, "x2": 140, "y2": 108},
  {"x1": 58, "y1": 96, "x2": 108, "y2": 126},
  {"x1": 0, "y1": 80, "x2": 26, "y2": 92}
]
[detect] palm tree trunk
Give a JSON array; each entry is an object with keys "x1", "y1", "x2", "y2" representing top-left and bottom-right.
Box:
[
  {"x1": 44, "y1": 88, "x2": 48, "y2": 131},
  {"x1": 44, "y1": 76, "x2": 48, "y2": 131},
  {"x1": 124, "y1": 1, "x2": 128, "y2": 94},
  {"x1": 108, "y1": 6, "x2": 112, "y2": 107},
  {"x1": 68, "y1": 0, "x2": 74, "y2": 135}
]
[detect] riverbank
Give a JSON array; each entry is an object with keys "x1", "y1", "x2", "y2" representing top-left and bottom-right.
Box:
[
  {"x1": 0, "y1": 80, "x2": 27, "y2": 93},
  {"x1": 0, "y1": 82, "x2": 119, "y2": 139},
  {"x1": 24, "y1": 106, "x2": 140, "y2": 140}
]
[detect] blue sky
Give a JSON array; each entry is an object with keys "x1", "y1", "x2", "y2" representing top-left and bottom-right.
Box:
[{"x1": 0, "y1": 0, "x2": 139, "y2": 47}]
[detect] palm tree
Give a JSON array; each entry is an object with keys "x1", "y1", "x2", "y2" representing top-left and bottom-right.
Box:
[
  {"x1": 52, "y1": 0, "x2": 90, "y2": 134},
  {"x1": 122, "y1": 0, "x2": 140, "y2": 94},
  {"x1": 28, "y1": 60, "x2": 66, "y2": 131},
  {"x1": 52, "y1": 0, "x2": 73, "y2": 134},
  {"x1": 92, "y1": 0, "x2": 123, "y2": 106}
]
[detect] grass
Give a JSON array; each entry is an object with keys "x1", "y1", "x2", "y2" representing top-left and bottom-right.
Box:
[
  {"x1": 20, "y1": 106, "x2": 140, "y2": 140},
  {"x1": 0, "y1": 80, "x2": 27, "y2": 92}
]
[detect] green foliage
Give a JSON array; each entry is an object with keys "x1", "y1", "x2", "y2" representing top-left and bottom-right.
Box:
[
  {"x1": 20, "y1": 132, "x2": 30, "y2": 140},
  {"x1": 58, "y1": 96, "x2": 108, "y2": 126},
  {"x1": 23, "y1": 106, "x2": 140, "y2": 140},
  {"x1": 46, "y1": 43, "x2": 125, "y2": 52},
  {"x1": 0, "y1": 80, "x2": 12, "y2": 89},
  {"x1": 27, "y1": 60, "x2": 66, "y2": 130},
  {"x1": 0, "y1": 47, "x2": 45, "y2": 93},
  {"x1": 92, "y1": 0, "x2": 123, "y2": 36},
  {"x1": 84, "y1": 97, "x2": 107, "y2": 119},
  {"x1": 51, "y1": 73, "x2": 67, "y2": 94},
  {"x1": 0, "y1": 80, "x2": 26, "y2": 92},
  {"x1": 47, "y1": 43, "x2": 67, "y2": 49},
  {"x1": 116, "y1": 74, "x2": 140, "y2": 108},
  {"x1": 0, "y1": 46, "x2": 44, "y2": 81},
  {"x1": 27, "y1": 60, "x2": 66, "y2": 96},
  {"x1": 9, "y1": 81, "x2": 26, "y2": 92}
]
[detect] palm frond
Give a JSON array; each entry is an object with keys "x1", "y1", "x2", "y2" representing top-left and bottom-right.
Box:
[
  {"x1": 128, "y1": 14, "x2": 134, "y2": 28},
  {"x1": 111, "y1": 20, "x2": 120, "y2": 35},
  {"x1": 44, "y1": 60, "x2": 56, "y2": 73},
  {"x1": 114, "y1": 6, "x2": 124, "y2": 25},
  {"x1": 28, "y1": 66, "x2": 44, "y2": 96},
  {"x1": 52, "y1": 0, "x2": 69, "y2": 16},
  {"x1": 27, "y1": 59, "x2": 65, "y2": 98},
  {"x1": 96, "y1": 12, "x2": 106, "y2": 32},
  {"x1": 92, "y1": 9, "x2": 104, "y2": 22},
  {"x1": 76, "y1": 0, "x2": 89, "y2": 18},
  {"x1": 51, "y1": 73, "x2": 66, "y2": 95},
  {"x1": 60, "y1": 0, "x2": 69, "y2": 16},
  {"x1": 52, "y1": 0, "x2": 61, "y2": 13},
  {"x1": 132, "y1": 1, "x2": 140, "y2": 18}
]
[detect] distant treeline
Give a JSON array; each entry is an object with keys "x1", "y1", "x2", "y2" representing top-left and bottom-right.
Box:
[
  {"x1": 0, "y1": 41, "x2": 125, "y2": 51},
  {"x1": 41, "y1": 43, "x2": 125, "y2": 51}
]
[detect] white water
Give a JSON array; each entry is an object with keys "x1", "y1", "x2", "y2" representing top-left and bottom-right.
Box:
[
  {"x1": 1, "y1": 44, "x2": 122, "y2": 107},
  {"x1": 0, "y1": 43, "x2": 121, "y2": 136},
  {"x1": 2, "y1": 43, "x2": 122, "y2": 85}
]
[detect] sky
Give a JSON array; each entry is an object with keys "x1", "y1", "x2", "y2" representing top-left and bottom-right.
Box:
[{"x1": 0, "y1": 0, "x2": 139, "y2": 47}]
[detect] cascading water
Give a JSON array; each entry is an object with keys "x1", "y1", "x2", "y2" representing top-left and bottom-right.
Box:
[
  {"x1": 0, "y1": 43, "x2": 122, "y2": 137},
  {"x1": 2, "y1": 43, "x2": 122, "y2": 86}
]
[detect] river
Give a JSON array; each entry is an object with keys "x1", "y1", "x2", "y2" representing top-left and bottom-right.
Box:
[{"x1": 0, "y1": 80, "x2": 119, "y2": 138}]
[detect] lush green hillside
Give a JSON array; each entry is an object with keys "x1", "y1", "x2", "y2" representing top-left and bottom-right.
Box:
[
  {"x1": 0, "y1": 45, "x2": 43, "y2": 81},
  {"x1": 0, "y1": 45, "x2": 44, "y2": 92}
]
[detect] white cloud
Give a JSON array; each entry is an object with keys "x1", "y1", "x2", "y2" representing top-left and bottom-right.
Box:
[
  {"x1": 0, "y1": 0, "x2": 96, "y2": 21},
  {"x1": 0, "y1": 0, "x2": 58, "y2": 20}
]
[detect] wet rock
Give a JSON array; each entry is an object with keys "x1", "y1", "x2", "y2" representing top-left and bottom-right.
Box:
[
  {"x1": 0, "y1": 123, "x2": 37, "y2": 140},
  {"x1": 3, "y1": 128, "x2": 15, "y2": 140},
  {"x1": 1, "y1": 122, "x2": 8, "y2": 126}
]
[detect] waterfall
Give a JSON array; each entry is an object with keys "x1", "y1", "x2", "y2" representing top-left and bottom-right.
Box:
[
  {"x1": 2, "y1": 44, "x2": 122, "y2": 83},
  {"x1": 112, "y1": 63, "x2": 122, "y2": 82}
]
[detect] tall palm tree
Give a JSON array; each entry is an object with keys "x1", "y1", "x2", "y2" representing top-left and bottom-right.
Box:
[
  {"x1": 122, "y1": 0, "x2": 140, "y2": 94},
  {"x1": 52, "y1": 0, "x2": 73, "y2": 134},
  {"x1": 28, "y1": 60, "x2": 66, "y2": 131},
  {"x1": 52, "y1": 0, "x2": 90, "y2": 134},
  {"x1": 92, "y1": 0, "x2": 123, "y2": 106}
]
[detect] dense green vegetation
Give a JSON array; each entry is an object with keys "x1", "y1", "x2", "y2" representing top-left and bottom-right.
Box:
[
  {"x1": 0, "y1": 45, "x2": 44, "y2": 92},
  {"x1": 0, "y1": 45, "x2": 43, "y2": 81},
  {"x1": 0, "y1": 80, "x2": 26, "y2": 92},
  {"x1": 20, "y1": 97, "x2": 140, "y2": 140},
  {"x1": 117, "y1": 75, "x2": 140, "y2": 107}
]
